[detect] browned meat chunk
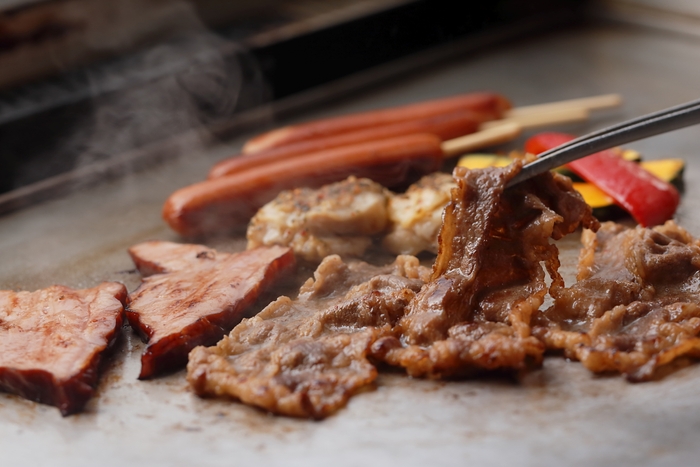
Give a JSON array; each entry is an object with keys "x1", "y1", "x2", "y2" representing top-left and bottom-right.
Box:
[
  {"x1": 378, "y1": 162, "x2": 599, "y2": 377},
  {"x1": 126, "y1": 242, "x2": 295, "y2": 379},
  {"x1": 534, "y1": 221, "x2": 700, "y2": 381},
  {"x1": 383, "y1": 172, "x2": 456, "y2": 255},
  {"x1": 0, "y1": 282, "x2": 127, "y2": 415},
  {"x1": 247, "y1": 176, "x2": 391, "y2": 263},
  {"x1": 188, "y1": 255, "x2": 430, "y2": 418}
]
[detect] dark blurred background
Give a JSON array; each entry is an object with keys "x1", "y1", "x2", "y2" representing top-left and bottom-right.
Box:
[{"x1": 0, "y1": 0, "x2": 589, "y2": 208}]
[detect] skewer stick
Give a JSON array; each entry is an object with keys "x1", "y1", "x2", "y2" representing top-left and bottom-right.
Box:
[
  {"x1": 442, "y1": 94, "x2": 620, "y2": 157},
  {"x1": 442, "y1": 107, "x2": 592, "y2": 157},
  {"x1": 506, "y1": 93, "x2": 622, "y2": 117},
  {"x1": 441, "y1": 122, "x2": 521, "y2": 157},
  {"x1": 481, "y1": 107, "x2": 589, "y2": 130}
]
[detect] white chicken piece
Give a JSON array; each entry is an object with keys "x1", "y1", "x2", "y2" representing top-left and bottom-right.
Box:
[
  {"x1": 382, "y1": 172, "x2": 456, "y2": 255},
  {"x1": 247, "y1": 176, "x2": 391, "y2": 262}
]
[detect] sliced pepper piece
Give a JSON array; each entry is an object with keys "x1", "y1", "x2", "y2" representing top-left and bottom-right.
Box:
[
  {"x1": 456, "y1": 154, "x2": 513, "y2": 169},
  {"x1": 556, "y1": 148, "x2": 640, "y2": 181},
  {"x1": 640, "y1": 158, "x2": 685, "y2": 186},
  {"x1": 525, "y1": 132, "x2": 680, "y2": 227},
  {"x1": 572, "y1": 182, "x2": 613, "y2": 209},
  {"x1": 573, "y1": 182, "x2": 627, "y2": 220}
]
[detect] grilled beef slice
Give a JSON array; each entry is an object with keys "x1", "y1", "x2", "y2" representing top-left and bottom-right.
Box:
[
  {"x1": 0, "y1": 282, "x2": 127, "y2": 415},
  {"x1": 126, "y1": 242, "x2": 294, "y2": 378}
]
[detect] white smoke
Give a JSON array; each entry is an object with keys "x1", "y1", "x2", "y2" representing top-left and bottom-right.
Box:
[{"x1": 9, "y1": 0, "x2": 271, "y2": 194}]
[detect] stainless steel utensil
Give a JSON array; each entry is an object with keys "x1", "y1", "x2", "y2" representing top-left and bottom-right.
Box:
[{"x1": 508, "y1": 98, "x2": 700, "y2": 186}]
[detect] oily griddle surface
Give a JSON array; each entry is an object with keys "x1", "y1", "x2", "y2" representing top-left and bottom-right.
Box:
[
  {"x1": 1, "y1": 184, "x2": 699, "y2": 467},
  {"x1": 3, "y1": 22, "x2": 700, "y2": 467}
]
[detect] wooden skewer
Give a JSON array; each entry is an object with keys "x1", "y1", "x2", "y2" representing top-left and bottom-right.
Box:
[
  {"x1": 481, "y1": 107, "x2": 589, "y2": 130},
  {"x1": 212, "y1": 94, "x2": 623, "y2": 178},
  {"x1": 441, "y1": 122, "x2": 522, "y2": 157},
  {"x1": 442, "y1": 93, "x2": 623, "y2": 157},
  {"x1": 506, "y1": 93, "x2": 622, "y2": 117},
  {"x1": 442, "y1": 107, "x2": 591, "y2": 157}
]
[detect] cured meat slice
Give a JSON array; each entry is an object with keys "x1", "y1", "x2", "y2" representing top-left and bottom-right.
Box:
[
  {"x1": 126, "y1": 242, "x2": 295, "y2": 379},
  {"x1": 378, "y1": 162, "x2": 599, "y2": 378},
  {"x1": 534, "y1": 221, "x2": 700, "y2": 381},
  {"x1": 188, "y1": 255, "x2": 430, "y2": 418},
  {"x1": 0, "y1": 282, "x2": 127, "y2": 415}
]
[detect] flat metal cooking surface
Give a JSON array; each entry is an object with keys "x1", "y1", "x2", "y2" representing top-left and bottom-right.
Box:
[{"x1": 2, "y1": 21, "x2": 700, "y2": 466}]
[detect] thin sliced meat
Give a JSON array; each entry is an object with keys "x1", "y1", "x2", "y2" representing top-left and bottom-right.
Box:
[
  {"x1": 0, "y1": 282, "x2": 127, "y2": 415},
  {"x1": 534, "y1": 221, "x2": 700, "y2": 381},
  {"x1": 126, "y1": 242, "x2": 295, "y2": 379},
  {"x1": 188, "y1": 255, "x2": 430, "y2": 418},
  {"x1": 379, "y1": 162, "x2": 599, "y2": 378},
  {"x1": 188, "y1": 162, "x2": 597, "y2": 418}
]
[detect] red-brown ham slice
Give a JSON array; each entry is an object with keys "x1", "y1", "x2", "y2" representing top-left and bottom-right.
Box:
[
  {"x1": 126, "y1": 242, "x2": 295, "y2": 379},
  {"x1": 0, "y1": 282, "x2": 127, "y2": 415}
]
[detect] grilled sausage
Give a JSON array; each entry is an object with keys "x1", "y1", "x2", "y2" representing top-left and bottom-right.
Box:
[
  {"x1": 242, "y1": 92, "x2": 510, "y2": 154},
  {"x1": 209, "y1": 109, "x2": 483, "y2": 179}
]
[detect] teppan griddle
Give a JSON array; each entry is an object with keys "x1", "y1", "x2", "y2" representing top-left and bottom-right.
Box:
[{"x1": 2, "y1": 17, "x2": 700, "y2": 467}]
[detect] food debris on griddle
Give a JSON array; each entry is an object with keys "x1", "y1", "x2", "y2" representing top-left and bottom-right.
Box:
[
  {"x1": 126, "y1": 241, "x2": 295, "y2": 379},
  {"x1": 535, "y1": 221, "x2": 700, "y2": 380},
  {"x1": 0, "y1": 282, "x2": 127, "y2": 415}
]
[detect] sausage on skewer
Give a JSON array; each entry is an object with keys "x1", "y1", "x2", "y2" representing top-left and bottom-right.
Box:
[
  {"x1": 242, "y1": 92, "x2": 510, "y2": 154},
  {"x1": 209, "y1": 109, "x2": 485, "y2": 179}
]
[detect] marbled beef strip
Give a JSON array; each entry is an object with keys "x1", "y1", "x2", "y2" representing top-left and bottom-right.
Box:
[
  {"x1": 377, "y1": 162, "x2": 598, "y2": 378},
  {"x1": 534, "y1": 221, "x2": 700, "y2": 381},
  {"x1": 126, "y1": 242, "x2": 295, "y2": 379},
  {"x1": 0, "y1": 282, "x2": 127, "y2": 415},
  {"x1": 188, "y1": 255, "x2": 430, "y2": 418}
]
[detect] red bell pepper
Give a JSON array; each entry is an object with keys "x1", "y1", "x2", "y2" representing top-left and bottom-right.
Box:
[{"x1": 525, "y1": 132, "x2": 680, "y2": 227}]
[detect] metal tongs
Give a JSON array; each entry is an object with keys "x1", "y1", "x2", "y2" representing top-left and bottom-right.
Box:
[{"x1": 508, "y1": 97, "x2": 700, "y2": 187}]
